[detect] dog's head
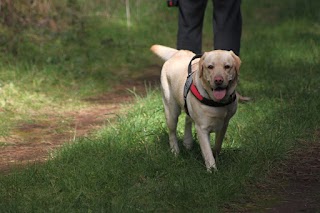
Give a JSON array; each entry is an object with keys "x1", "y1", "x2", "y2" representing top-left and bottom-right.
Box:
[{"x1": 199, "y1": 50, "x2": 241, "y2": 102}]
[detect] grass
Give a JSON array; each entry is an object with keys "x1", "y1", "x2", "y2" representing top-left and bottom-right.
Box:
[
  {"x1": 0, "y1": 0, "x2": 320, "y2": 212},
  {"x1": 0, "y1": 1, "x2": 176, "y2": 137}
]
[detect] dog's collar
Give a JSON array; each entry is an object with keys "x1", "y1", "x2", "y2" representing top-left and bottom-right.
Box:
[
  {"x1": 183, "y1": 55, "x2": 236, "y2": 116},
  {"x1": 190, "y1": 83, "x2": 236, "y2": 107}
]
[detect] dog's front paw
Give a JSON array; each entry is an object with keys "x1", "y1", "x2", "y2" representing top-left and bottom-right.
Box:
[
  {"x1": 170, "y1": 146, "x2": 180, "y2": 157},
  {"x1": 205, "y1": 159, "x2": 217, "y2": 172},
  {"x1": 207, "y1": 166, "x2": 218, "y2": 173}
]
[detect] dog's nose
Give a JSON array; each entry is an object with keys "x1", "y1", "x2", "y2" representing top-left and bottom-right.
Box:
[{"x1": 214, "y1": 76, "x2": 224, "y2": 85}]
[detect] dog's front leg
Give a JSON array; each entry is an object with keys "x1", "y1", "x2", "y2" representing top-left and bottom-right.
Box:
[{"x1": 195, "y1": 125, "x2": 217, "y2": 171}]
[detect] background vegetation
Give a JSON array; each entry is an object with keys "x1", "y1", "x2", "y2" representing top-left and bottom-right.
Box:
[
  {"x1": 0, "y1": 0, "x2": 319, "y2": 212},
  {"x1": 0, "y1": 0, "x2": 175, "y2": 137}
]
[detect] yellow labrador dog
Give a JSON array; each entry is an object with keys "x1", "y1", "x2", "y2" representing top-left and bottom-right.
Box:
[{"x1": 151, "y1": 45, "x2": 241, "y2": 171}]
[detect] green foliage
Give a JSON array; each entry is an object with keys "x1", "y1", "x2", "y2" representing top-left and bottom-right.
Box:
[{"x1": 0, "y1": 0, "x2": 176, "y2": 92}]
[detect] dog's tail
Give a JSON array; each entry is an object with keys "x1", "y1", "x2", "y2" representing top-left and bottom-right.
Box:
[{"x1": 150, "y1": 44, "x2": 178, "y2": 61}]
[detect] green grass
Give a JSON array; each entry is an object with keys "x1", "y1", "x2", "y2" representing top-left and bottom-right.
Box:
[
  {"x1": 0, "y1": 1, "x2": 176, "y2": 137},
  {"x1": 0, "y1": 0, "x2": 320, "y2": 212}
]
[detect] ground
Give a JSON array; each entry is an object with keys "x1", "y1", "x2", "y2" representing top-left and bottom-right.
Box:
[
  {"x1": 0, "y1": 66, "x2": 319, "y2": 212},
  {"x1": 264, "y1": 136, "x2": 320, "y2": 212},
  {"x1": 0, "y1": 66, "x2": 160, "y2": 173}
]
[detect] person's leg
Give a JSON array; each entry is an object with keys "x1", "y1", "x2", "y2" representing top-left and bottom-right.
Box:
[
  {"x1": 213, "y1": 0, "x2": 250, "y2": 102},
  {"x1": 177, "y1": 0, "x2": 208, "y2": 54},
  {"x1": 213, "y1": 0, "x2": 242, "y2": 55}
]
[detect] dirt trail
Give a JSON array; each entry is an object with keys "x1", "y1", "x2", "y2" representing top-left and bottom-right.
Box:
[
  {"x1": 0, "y1": 66, "x2": 160, "y2": 173},
  {"x1": 265, "y1": 135, "x2": 320, "y2": 212}
]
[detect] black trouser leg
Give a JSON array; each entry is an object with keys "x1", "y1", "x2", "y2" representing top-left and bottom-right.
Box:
[
  {"x1": 177, "y1": 0, "x2": 242, "y2": 56},
  {"x1": 177, "y1": 0, "x2": 208, "y2": 54},
  {"x1": 213, "y1": 0, "x2": 242, "y2": 55}
]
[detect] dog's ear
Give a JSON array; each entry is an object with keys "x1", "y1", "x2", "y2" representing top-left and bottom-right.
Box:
[
  {"x1": 230, "y1": 51, "x2": 241, "y2": 73},
  {"x1": 199, "y1": 53, "x2": 207, "y2": 78}
]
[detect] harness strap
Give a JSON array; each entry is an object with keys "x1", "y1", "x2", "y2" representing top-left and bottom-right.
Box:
[{"x1": 184, "y1": 55, "x2": 202, "y2": 115}]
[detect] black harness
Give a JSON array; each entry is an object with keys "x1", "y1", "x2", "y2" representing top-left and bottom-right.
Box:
[{"x1": 183, "y1": 55, "x2": 237, "y2": 116}]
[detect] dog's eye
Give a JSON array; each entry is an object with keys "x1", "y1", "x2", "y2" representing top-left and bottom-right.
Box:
[
  {"x1": 224, "y1": 65, "x2": 231, "y2": 69},
  {"x1": 207, "y1": 65, "x2": 214, "y2": 69}
]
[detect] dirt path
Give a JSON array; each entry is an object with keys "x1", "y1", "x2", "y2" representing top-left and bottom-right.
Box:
[
  {"x1": 0, "y1": 66, "x2": 160, "y2": 173},
  {"x1": 264, "y1": 135, "x2": 320, "y2": 212}
]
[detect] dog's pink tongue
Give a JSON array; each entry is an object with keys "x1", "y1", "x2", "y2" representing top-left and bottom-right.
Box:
[{"x1": 213, "y1": 89, "x2": 226, "y2": 101}]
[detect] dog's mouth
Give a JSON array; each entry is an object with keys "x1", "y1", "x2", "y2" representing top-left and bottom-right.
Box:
[{"x1": 212, "y1": 87, "x2": 227, "y2": 101}]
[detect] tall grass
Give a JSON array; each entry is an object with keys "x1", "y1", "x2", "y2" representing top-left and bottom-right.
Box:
[{"x1": 0, "y1": 0, "x2": 320, "y2": 211}]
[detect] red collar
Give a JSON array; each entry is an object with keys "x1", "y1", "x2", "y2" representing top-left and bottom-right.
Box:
[
  {"x1": 190, "y1": 83, "x2": 236, "y2": 107},
  {"x1": 190, "y1": 83, "x2": 205, "y2": 101}
]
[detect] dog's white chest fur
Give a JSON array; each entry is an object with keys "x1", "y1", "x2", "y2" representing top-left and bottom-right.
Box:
[{"x1": 189, "y1": 99, "x2": 237, "y2": 133}]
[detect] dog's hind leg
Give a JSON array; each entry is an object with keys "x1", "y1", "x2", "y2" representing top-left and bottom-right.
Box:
[
  {"x1": 213, "y1": 122, "x2": 228, "y2": 156},
  {"x1": 162, "y1": 98, "x2": 181, "y2": 155},
  {"x1": 183, "y1": 115, "x2": 193, "y2": 150}
]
